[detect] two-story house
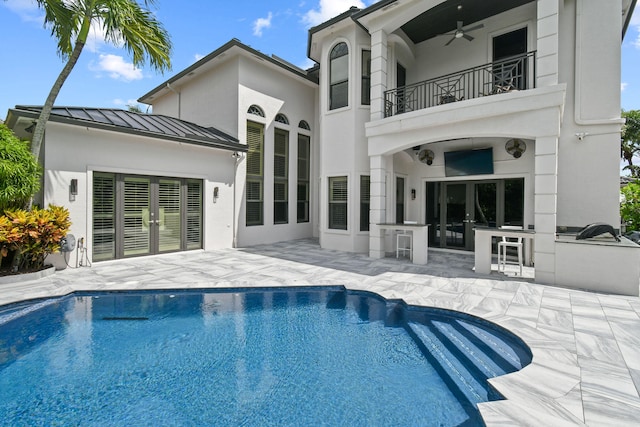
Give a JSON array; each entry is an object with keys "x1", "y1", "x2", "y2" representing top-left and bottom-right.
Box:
[{"x1": 5, "y1": 0, "x2": 638, "y2": 294}]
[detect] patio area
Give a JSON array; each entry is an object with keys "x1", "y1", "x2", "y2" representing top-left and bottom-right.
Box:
[{"x1": 1, "y1": 238, "x2": 639, "y2": 426}]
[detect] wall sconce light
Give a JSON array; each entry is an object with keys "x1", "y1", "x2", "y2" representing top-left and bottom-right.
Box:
[
  {"x1": 69, "y1": 179, "x2": 78, "y2": 201},
  {"x1": 411, "y1": 189, "x2": 416, "y2": 200},
  {"x1": 213, "y1": 186, "x2": 219, "y2": 201}
]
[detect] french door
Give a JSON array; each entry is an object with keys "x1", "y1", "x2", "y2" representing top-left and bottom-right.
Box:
[
  {"x1": 427, "y1": 179, "x2": 523, "y2": 251},
  {"x1": 93, "y1": 173, "x2": 202, "y2": 261}
]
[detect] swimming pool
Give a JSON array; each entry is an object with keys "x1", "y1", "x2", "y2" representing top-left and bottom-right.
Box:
[{"x1": 0, "y1": 287, "x2": 531, "y2": 426}]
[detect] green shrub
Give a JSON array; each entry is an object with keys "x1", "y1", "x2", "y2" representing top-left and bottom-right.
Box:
[
  {"x1": 621, "y1": 181, "x2": 640, "y2": 231},
  {"x1": 0, "y1": 123, "x2": 41, "y2": 212},
  {"x1": 0, "y1": 205, "x2": 71, "y2": 272}
]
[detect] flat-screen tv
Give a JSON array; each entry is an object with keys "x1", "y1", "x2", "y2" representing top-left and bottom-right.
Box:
[{"x1": 444, "y1": 148, "x2": 494, "y2": 177}]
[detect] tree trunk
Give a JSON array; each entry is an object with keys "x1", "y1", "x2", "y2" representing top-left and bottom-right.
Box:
[{"x1": 28, "y1": 39, "x2": 86, "y2": 208}]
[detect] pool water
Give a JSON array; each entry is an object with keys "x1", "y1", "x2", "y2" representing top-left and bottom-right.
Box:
[{"x1": 0, "y1": 287, "x2": 531, "y2": 426}]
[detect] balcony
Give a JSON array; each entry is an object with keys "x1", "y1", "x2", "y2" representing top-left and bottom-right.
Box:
[{"x1": 384, "y1": 51, "x2": 537, "y2": 118}]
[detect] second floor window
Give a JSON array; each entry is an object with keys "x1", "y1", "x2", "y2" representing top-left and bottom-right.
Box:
[
  {"x1": 330, "y1": 42, "x2": 349, "y2": 110},
  {"x1": 361, "y1": 50, "x2": 371, "y2": 105}
]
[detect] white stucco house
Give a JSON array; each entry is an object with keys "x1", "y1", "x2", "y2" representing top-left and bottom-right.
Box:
[{"x1": 6, "y1": 0, "x2": 640, "y2": 294}]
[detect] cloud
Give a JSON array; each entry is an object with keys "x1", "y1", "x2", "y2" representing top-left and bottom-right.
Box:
[
  {"x1": 253, "y1": 12, "x2": 273, "y2": 37},
  {"x1": 194, "y1": 53, "x2": 205, "y2": 62},
  {"x1": 302, "y1": 0, "x2": 366, "y2": 28},
  {"x1": 622, "y1": 82, "x2": 628, "y2": 92},
  {"x1": 2, "y1": 0, "x2": 42, "y2": 22},
  {"x1": 91, "y1": 54, "x2": 143, "y2": 81}
]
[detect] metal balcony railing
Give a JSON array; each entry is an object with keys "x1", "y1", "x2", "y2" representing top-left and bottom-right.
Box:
[{"x1": 384, "y1": 51, "x2": 537, "y2": 118}]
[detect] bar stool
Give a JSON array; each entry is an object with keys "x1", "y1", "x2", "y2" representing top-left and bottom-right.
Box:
[
  {"x1": 396, "y1": 221, "x2": 417, "y2": 260},
  {"x1": 498, "y1": 226, "x2": 523, "y2": 276}
]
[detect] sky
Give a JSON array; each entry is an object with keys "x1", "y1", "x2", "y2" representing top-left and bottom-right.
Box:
[{"x1": 0, "y1": 0, "x2": 639, "y2": 119}]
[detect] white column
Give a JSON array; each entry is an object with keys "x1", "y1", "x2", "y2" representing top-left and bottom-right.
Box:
[
  {"x1": 534, "y1": 136, "x2": 559, "y2": 284},
  {"x1": 370, "y1": 29, "x2": 388, "y2": 121},
  {"x1": 536, "y1": 0, "x2": 560, "y2": 87},
  {"x1": 369, "y1": 155, "x2": 387, "y2": 259}
]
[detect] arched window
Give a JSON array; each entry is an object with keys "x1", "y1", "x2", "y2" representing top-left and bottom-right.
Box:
[
  {"x1": 275, "y1": 113, "x2": 289, "y2": 124},
  {"x1": 247, "y1": 105, "x2": 265, "y2": 117},
  {"x1": 329, "y1": 42, "x2": 349, "y2": 110},
  {"x1": 298, "y1": 120, "x2": 310, "y2": 131}
]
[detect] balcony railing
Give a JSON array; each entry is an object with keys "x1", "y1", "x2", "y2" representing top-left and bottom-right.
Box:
[{"x1": 384, "y1": 51, "x2": 537, "y2": 118}]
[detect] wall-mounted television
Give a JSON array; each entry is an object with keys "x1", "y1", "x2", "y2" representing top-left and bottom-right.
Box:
[{"x1": 444, "y1": 148, "x2": 494, "y2": 177}]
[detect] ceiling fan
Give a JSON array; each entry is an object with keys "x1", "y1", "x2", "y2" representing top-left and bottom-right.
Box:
[{"x1": 443, "y1": 21, "x2": 484, "y2": 46}]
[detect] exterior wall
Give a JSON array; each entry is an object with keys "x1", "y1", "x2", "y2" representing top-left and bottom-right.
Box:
[
  {"x1": 554, "y1": 0, "x2": 624, "y2": 229},
  {"x1": 234, "y1": 56, "x2": 317, "y2": 247},
  {"x1": 317, "y1": 24, "x2": 372, "y2": 253},
  {"x1": 42, "y1": 122, "x2": 237, "y2": 264},
  {"x1": 151, "y1": 59, "x2": 240, "y2": 137}
]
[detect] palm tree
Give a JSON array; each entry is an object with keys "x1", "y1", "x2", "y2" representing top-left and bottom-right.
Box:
[{"x1": 27, "y1": 0, "x2": 172, "y2": 188}]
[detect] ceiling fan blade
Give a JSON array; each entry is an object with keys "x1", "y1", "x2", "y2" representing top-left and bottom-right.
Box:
[
  {"x1": 456, "y1": 21, "x2": 464, "y2": 30},
  {"x1": 463, "y1": 23, "x2": 484, "y2": 33},
  {"x1": 463, "y1": 33, "x2": 474, "y2": 42},
  {"x1": 445, "y1": 36, "x2": 456, "y2": 46}
]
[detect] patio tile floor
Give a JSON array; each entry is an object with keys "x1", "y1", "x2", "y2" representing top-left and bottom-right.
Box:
[{"x1": 1, "y1": 238, "x2": 639, "y2": 426}]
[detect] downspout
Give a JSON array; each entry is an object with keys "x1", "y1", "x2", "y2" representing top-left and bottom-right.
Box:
[
  {"x1": 166, "y1": 83, "x2": 181, "y2": 119},
  {"x1": 231, "y1": 151, "x2": 242, "y2": 248}
]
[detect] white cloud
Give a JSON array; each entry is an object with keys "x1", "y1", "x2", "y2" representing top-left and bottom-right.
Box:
[
  {"x1": 2, "y1": 0, "x2": 42, "y2": 22},
  {"x1": 194, "y1": 53, "x2": 205, "y2": 62},
  {"x1": 253, "y1": 12, "x2": 273, "y2": 37},
  {"x1": 302, "y1": 0, "x2": 366, "y2": 28},
  {"x1": 113, "y1": 98, "x2": 139, "y2": 107},
  {"x1": 622, "y1": 82, "x2": 629, "y2": 91},
  {"x1": 91, "y1": 54, "x2": 143, "y2": 81}
]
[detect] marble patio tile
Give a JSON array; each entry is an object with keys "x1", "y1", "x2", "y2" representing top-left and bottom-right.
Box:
[
  {"x1": 537, "y1": 307, "x2": 574, "y2": 331},
  {"x1": 597, "y1": 295, "x2": 635, "y2": 309},
  {"x1": 602, "y1": 305, "x2": 640, "y2": 321},
  {"x1": 609, "y1": 321, "x2": 640, "y2": 371},
  {"x1": 485, "y1": 288, "x2": 517, "y2": 301},
  {"x1": 572, "y1": 315, "x2": 614, "y2": 337},
  {"x1": 531, "y1": 327, "x2": 577, "y2": 354},
  {"x1": 505, "y1": 303, "x2": 540, "y2": 323},
  {"x1": 554, "y1": 383, "x2": 584, "y2": 422},
  {"x1": 574, "y1": 331, "x2": 626, "y2": 367},
  {"x1": 580, "y1": 358, "x2": 639, "y2": 401},
  {"x1": 571, "y1": 303, "x2": 606, "y2": 318},
  {"x1": 582, "y1": 388, "x2": 640, "y2": 427},
  {"x1": 541, "y1": 294, "x2": 572, "y2": 312}
]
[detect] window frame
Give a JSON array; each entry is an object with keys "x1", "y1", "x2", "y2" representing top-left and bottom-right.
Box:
[
  {"x1": 297, "y1": 133, "x2": 311, "y2": 223},
  {"x1": 328, "y1": 176, "x2": 348, "y2": 230},
  {"x1": 246, "y1": 121, "x2": 265, "y2": 226},
  {"x1": 361, "y1": 49, "x2": 371, "y2": 106},
  {"x1": 329, "y1": 42, "x2": 349, "y2": 110},
  {"x1": 274, "y1": 127, "x2": 289, "y2": 225}
]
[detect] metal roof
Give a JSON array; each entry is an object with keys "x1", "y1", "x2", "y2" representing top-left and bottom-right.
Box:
[{"x1": 13, "y1": 106, "x2": 245, "y2": 152}]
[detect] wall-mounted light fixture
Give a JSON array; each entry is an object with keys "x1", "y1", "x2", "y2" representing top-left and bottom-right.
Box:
[
  {"x1": 25, "y1": 121, "x2": 37, "y2": 134},
  {"x1": 213, "y1": 186, "x2": 219, "y2": 202},
  {"x1": 411, "y1": 189, "x2": 416, "y2": 200},
  {"x1": 69, "y1": 179, "x2": 78, "y2": 201}
]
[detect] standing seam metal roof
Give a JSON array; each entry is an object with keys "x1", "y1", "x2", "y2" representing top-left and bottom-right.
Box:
[{"x1": 15, "y1": 106, "x2": 244, "y2": 151}]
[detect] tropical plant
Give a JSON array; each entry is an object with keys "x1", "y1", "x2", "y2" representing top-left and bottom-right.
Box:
[
  {"x1": 621, "y1": 181, "x2": 640, "y2": 231},
  {"x1": 621, "y1": 110, "x2": 640, "y2": 178},
  {"x1": 0, "y1": 205, "x2": 71, "y2": 272},
  {"x1": 22, "y1": 0, "x2": 172, "y2": 193},
  {"x1": 0, "y1": 123, "x2": 41, "y2": 212}
]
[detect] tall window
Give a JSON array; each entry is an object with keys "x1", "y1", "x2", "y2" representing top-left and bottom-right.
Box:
[
  {"x1": 361, "y1": 50, "x2": 371, "y2": 105},
  {"x1": 360, "y1": 175, "x2": 370, "y2": 231},
  {"x1": 274, "y1": 128, "x2": 289, "y2": 224},
  {"x1": 329, "y1": 176, "x2": 348, "y2": 230},
  {"x1": 246, "y1": 121, "x2": 264, "y2": 226},
  {"x1": 330, "y1": 42, "x2": 349, "y2": 110},
  {"x1": 396, "y1": 176, "x2": 405, "y2": 224},
  {"x1": 297, "y1": 134, "x2": 310, "y2": 223}
]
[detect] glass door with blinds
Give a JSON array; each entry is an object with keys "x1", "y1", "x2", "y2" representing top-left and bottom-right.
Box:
[{"x1": 93, "y1": 172, "x2": 203, "y2": 261}]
